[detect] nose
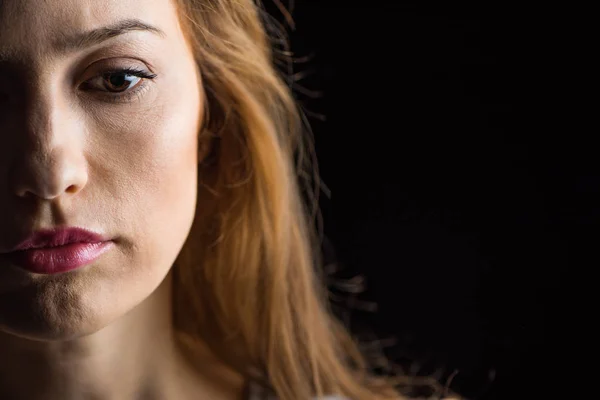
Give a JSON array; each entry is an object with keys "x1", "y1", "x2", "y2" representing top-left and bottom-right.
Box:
[{"x1": 7, "y1": 95, "x2": 88, "y2": 201}]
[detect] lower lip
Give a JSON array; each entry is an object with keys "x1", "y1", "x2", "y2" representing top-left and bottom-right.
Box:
[{"x1": 3, "y1": 241, "x2": 114, "y2": 274}]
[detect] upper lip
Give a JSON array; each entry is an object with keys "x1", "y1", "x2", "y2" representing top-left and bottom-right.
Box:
[{"x1": 2, "y1": 227, "x2": 111, "y2": 254}]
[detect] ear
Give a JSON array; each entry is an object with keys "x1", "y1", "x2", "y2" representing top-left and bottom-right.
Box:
[
  {"x1": 197, "y1": 128, "x2": 220, "y2": 166},
  {"x1": 198, "y1": 133, "x2": 212, "y2": 164},
  {"x1": 198, "y1": 142, "x2": 212, "y2": 165}
]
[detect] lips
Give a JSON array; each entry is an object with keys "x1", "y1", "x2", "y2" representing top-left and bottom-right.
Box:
[
  {"x1": 0, "y1": 227, "x2": 114, "y2": 274},
  {"x1": 10, "y1": 227, "x2": 110, "y2": 252}
]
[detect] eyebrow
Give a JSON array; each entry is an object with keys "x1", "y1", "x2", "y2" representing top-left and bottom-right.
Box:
[{"x1": 54, "y1": 18, "x2": 166, "y2": 54}]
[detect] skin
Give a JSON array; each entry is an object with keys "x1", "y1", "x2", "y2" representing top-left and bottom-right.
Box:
[{"x1": 0, "y1": 0, "x2": 245, "y2": 399}]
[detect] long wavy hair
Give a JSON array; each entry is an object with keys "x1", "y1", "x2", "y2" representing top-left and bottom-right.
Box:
[{"x1": 169, "y1": 1, "x2": 443, "y2": 399}]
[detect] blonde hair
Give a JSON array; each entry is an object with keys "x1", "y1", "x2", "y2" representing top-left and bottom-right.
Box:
[{"x1": 169, "y1": 1, "x2": 453, "y2": 399}]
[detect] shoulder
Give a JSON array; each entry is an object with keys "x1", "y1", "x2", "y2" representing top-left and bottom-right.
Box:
[
  {"x1": 246, "y1": 380, "x2": 462, "y2": 400},
  {"x1": 317, "y1": 397, "x2": 351, "y2": 400},
  {"x1": 247, "y1": 380, "x2": 351, "y2": 400}
]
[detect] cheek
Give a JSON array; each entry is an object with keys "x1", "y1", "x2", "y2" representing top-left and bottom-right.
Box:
[
  {"x1": 0, "y1": 92, "x2": 202, "y2": 339},
  {"x1": 88, "y1": 88, "x2": 201, "y2": 277}
]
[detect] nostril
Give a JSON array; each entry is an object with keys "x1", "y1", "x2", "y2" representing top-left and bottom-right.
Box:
[
  {"x1": 18, "y1": 189, "x2": 34, "y2": 199},
  {"x1": 65, "y1": 184, "x2": 78, "y2": 194}
]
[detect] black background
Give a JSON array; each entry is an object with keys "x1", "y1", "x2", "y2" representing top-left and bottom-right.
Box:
[{"x1": 265, "y1": 2, "x2": 592, "y2": 399}]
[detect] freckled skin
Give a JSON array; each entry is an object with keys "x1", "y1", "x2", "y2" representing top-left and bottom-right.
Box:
[{"x1": 0, "y1": 1, "x2": 240, "y2": 399}]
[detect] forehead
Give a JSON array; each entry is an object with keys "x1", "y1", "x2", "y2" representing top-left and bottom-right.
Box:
[{"x1": 0, "y1": 0, "x2": 177, "y2": 58}]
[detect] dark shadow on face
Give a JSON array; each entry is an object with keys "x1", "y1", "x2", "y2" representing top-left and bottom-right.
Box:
[{"x1": 0, "y1": 0, "x2": 203, "y2": 340}]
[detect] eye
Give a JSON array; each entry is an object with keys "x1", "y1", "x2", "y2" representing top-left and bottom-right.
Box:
[{"x1": 81, "y1": 67, "x2": 157, "y2": 103}]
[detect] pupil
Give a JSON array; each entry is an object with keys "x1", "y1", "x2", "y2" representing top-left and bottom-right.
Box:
[{"x1": 108, "y1": 74, "x2": 129, "y2": 90}]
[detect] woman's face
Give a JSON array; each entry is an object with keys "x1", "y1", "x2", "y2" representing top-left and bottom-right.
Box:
[{"x1": 0, "y1": 0, "x2": 202, "y2": 339}]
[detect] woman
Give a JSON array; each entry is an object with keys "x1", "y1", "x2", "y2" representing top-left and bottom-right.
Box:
[{"x1": 0, "y1": 0, "x2": 456, "y2": 399}]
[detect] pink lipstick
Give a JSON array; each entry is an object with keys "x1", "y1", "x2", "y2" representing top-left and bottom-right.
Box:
[{"x1": 1, "y1": 227, "x2": 114, "y2": 274}]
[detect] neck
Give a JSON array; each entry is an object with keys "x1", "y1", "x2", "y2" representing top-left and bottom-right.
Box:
[{"x1": 0, "y1": 271, "x2": 246, "y2": 400}]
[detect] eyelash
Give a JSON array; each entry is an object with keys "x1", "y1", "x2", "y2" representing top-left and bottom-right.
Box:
[{"x1": 81, "y1": 67, "x2": 157, "y2": 104}]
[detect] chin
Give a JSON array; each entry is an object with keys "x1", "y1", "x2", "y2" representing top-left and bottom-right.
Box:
[
  {"x1": 0, "y1": 272, "x2": 137, "y2": 342},
  {"x1": 0, "y1": 243, "x2": 175, "y2": 343},
  {"x1": 0, "y1": 292, "x2": 121, "y2": 342}
]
